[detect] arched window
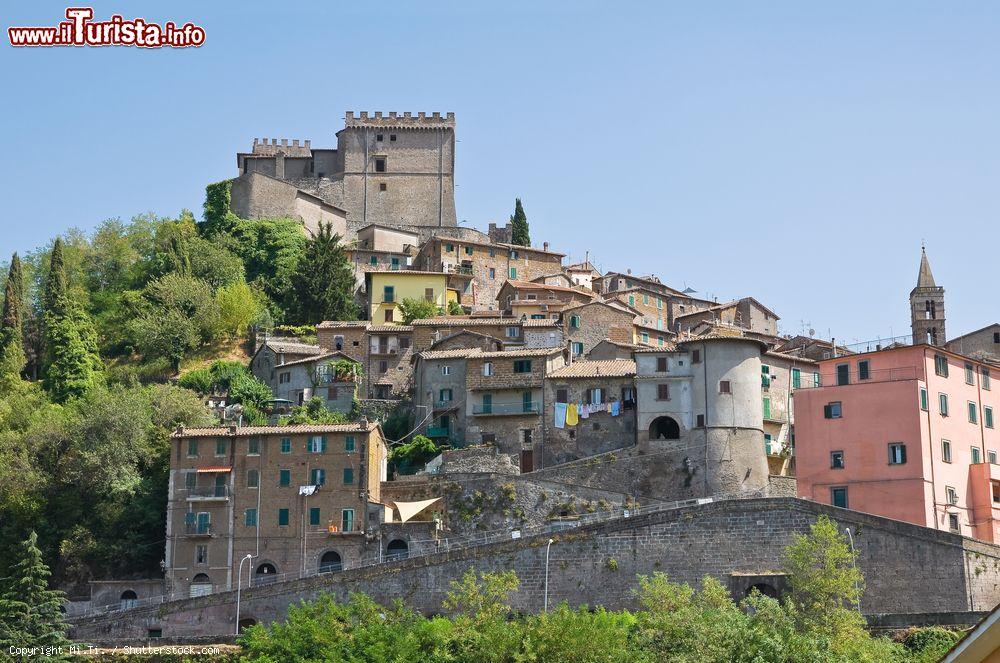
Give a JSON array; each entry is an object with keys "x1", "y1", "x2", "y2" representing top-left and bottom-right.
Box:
[
  {"x1": 649, "y1": 416, "x2": 680, "y2": 440},
  {"x1": 386, "y1": 539, "x2": 409, "y2": 561},
  {"x1": 319, "y1": 550, "x2": 343, "y2": 573},
  {"x1": 190, "y1": 573, "x2": 212, "y2": 598},
  {"x1": 120, "y1": 590, "x2": 138, "y2": 610},
  {"x1": 255, "y1": 562, "x2": 278, "y2": 586}
]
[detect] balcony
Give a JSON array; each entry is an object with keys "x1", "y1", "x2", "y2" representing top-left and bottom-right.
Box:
[
  {"x1": 795, "y1": 366, "x2": 919, "y2": 389},
  {"x1": 433, "y1": 400, "x2": 457, "y2": 411},
  {"x1": 473, "y1": 402, "x2": 540, "y2": 416},
  {"x1": 426, "y1": 426, "x2": 450, "y2": 438},
  {"x1": 183, "y1": 523, "x2": 213, "y2": 536},
  {"x1": 186, "y1": 486, "x2": 230, "y2": 500}
]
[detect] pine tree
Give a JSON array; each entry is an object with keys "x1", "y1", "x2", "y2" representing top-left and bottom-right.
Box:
[
  {"x1": 289, "y1": 222, "x2": 358, "y2": 324},
  {"x1": 0, "y1": 532, "x2": 69, "y2": 655},
  {"x1": 510, "y1": 198, "x2": 530, "y2": 246},
  {"x1": 0, "y1": 254, "x2": 26, "y2": 381},
  {"x1": 43, "y1": 238, "x2": 68, "y2": 319}
]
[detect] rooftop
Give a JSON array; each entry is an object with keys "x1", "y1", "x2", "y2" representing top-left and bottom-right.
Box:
[
  {"x1": 474, "y1": 347, "x2": 565, "y2": 359},
  {"x1": 172, "y1": 422, "x2": 379, "y2": 438},
  {"x1": 548, "y1": 359, "x2": 636, "y2": 379}
]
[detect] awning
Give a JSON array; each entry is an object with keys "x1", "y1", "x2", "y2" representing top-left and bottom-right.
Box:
[
  {"x1": 390, "y1": 497, "x2": 442, "y2": 523},
  {"x1": 196, "y1": 466, "x2": 231, "y2": 473}
]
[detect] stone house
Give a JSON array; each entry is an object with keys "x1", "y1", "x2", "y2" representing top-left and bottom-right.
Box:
[
  {"x1": 253, "y1": 351, "x2": 359, "y2": 414},
  {"x1": 345, "y1": 224, "x2": 419, "y2": 294},
  {"x1": 250, "y1": 339, "x2": 325, "y2": 374},
  {"x1": 634, "y1": 322, "x2": 676, "y2": 349},
  {"x1": 410, "y1": 317, "x2": 562, "y2": 353},
  {"x1": 604, "y1": 286, "x2": 670, "y2": 334},
  {"x1": 530, "y1": 272, "x2": 574, "y2": 288},
  {"x1": 946, "y1": 323, "x2": 1000, "y2": 364},
  {"x1": 588, "y1": 339, "x2": 642, "y2": 360},
  {"x1": 465, "y1": 347, "x2": 567, "y2": 471},
  {"x1": 315, "y1": 322, "x2": 413, "y2": 399},
  {"x1": 562, "y1": 300, "x2": 637, "y2": 359},
  {"x1": 595, "y1": 271, "x2": 715, "y2": 329},
  {"x1": 760, "y1": 351, "x2": 819, "y2": 476},
  {"x1": 423, "y1": 329, "x2": 504, "y2": 353},
  {"x1": 496, "y1": 280, "x2": 595, "y2": 319},
  {"x1": 412, "y1": 348, "x2": 481, "y2": 446},
  {"x1": 543, "y1": 359, "x2": 637, "y2": 466},
  {"x1": 565, "y1": 259, "x2": 601, "y2": 290},
  {"x1": 414, "y1": 236, "x2": 565, "y2": 312},
  {"x1": 773, "y1": 335, "x2": 854, "y2": 361},
  {"x1": 165, "y1": 423, "x2": 388, "y2": 598},
  {"x1": 674, "y1": 297, "x2": 780, "y2": 338}
]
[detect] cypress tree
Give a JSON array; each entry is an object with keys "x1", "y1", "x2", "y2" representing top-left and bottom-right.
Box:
[
  {"x1": 0, "y1": 254, "x2": 26, "y2": 381},
  {"x1": 43, "y1": 238, "x2": 67, "y2": 319},
  {"x1": 0, "y1": 532, "x2": 69, "y2": 654},
  {"x1": 289, "y1": 222, "x2": 358, "y2": 324},
  {"x1": 510, "y1": 198, "x2": 530, "y2": 246}
]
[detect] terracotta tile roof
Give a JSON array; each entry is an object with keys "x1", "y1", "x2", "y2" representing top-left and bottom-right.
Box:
[
  {"x1": 426, "y1": 236, "x2": 566, "y2": 257},
  {"x1": 411, "y1": 316, "x2": 510, "y2": 326},
  {"x1": 367, "y1": 324, "x2": 414, "y2": 333},
  {"x1": 548, "y1": 359, "x2": 636, "y2": 378},
  {"x1": 365, "y1": 269, "x2": 451, "y2": 276},
  {"x1": 263, "y1": 340, "x2": 323, "y2": 355},
  {"x1": 504, "y1": 279, "x2": 594, "y2": 295},
  {"x1": 521, "y1": 318, "x2": 561, "y2": 327},
  {"x1": 417, "y1": 348, "x2": 483, "y2": 360},
  {"x1": 634, "y1": 344, "x2": 678, "y2": 353},
  {"x1": 172, "y1": 423, "x2": 378, "y2": 438},
  {"x1": 316, "y1": 320, "x2": 371, "y2": 329},
  {"x1": 474, "y1": 347, "x2": 565, "y2": 359}
]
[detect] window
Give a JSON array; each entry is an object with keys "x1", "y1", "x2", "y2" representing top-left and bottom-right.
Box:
[
  {"x1": 983, "y1": 368, "x2": 991, "y2": 390},
  {"x1": 187, "y1": 439, "x2": 198, "y2": 457},
  {"x1": 390, "y1": 134, "x2": 397, "y2": 141},
  {"x1": 279, "y1": 371, "x2": 291, "y2": 384},
  {"x1": 824, "y1": 402, "x2": 843, "y2": 419},
  {"x1": 247, "y1": 469, "x2": 259, "y2": 488},
  {"x1": 995, "y1": 331, "x2": 1000, "y2": 344},
  {"x1": 439, "y1": 388, "x2": 453, "y2": 402},
  {"x1": 791, "y1": 368, "x2": 801, "y2": 389},
  {"x1": 764, "y1": 434, "x2": 773, "y2": 454},
  {"x1": 972, "y1": 447, "x2": 983, "y2": 465},
  {"x1": 441, "y1": 365, "x2": 452, "y2": 376},
  {"x1": 831, "y1": 487, "x2": 848, "y2": 508},
  {"x1": 813, "y1": 372, "x2": 821, "y2": 387},
  {"x1": 522, "y1": 391, "x2": 533, "y2": 413},
  {"x1": 990, "y1": 450, "x2": 998, "y2": 465},
  {"x1": 483, "y1": 362, "x2": 494, "y2": 376},
  {"x1": 510, "y1": 250, "x2": 519, "y2": 260},
  {"x1": 281, "y1": 437, "x2": 291, "y2": 454},
  {"x1": 481, "y1": 394, "x2": 492, "y2": 414},
  {"x1": 342, "y1": 509, "x2": 355, "y2": 532},
  {"x1": 522, "y1": 428, "x2": 533, "y2": 444},
  {"x1": 830, "y1": 451, "x2": 845, "y2": 469},
  {"x1": 379, "y1": 360, "x2": 388, "y2": 372},
  {"x1": 509, "y1": 267, "x2": 517, "y2": 279},
  {"x1": 308, "y1": 435, "x2": 327, "y2": 453},
  {"x1": 641, "y1": 332, "x2": 649, "y2": 344},
  {"x1": 390, "y1": 257, "x2": 399, "y2": 270},
  {"x1": 383, "y1": 286, "x2": 395, "y2": 303},
  {"x1": 571, "y1": 342, "x2": 583, "y2": 356},
  {"x1": 505, "y1": 326, "x2": 519, "y2": 338},
  {"x1": 513, "y1": 360, "x2": 532, "y2": 373},
  {"x1": 966, "y1": 363, "x2": 976, "y2": 385},
  {"x1": 762, "y1": 397, "x2": 771, "y2": 420},
  {"x1": 934, "y1": 354, "x2": 949, "y2": 377},
  {"x1": 919, "y1": 388, "x2": 929, "y2": 411},
  {"x1": 939, "y1": 393, "x2": 949, "y2": 417},
  {"x1": 836, "y1": 363, "x2": 850, "y2": 386},
  {"x1": 424, "y1": 287, "x2": 435, "y2": 302},
  {"x1": 343, "y1": 468, "x2": 354, "y2": 484},
  {"x1": 969, "y1": 402, "x2": 979, "y2": 424},
  {"x1": 379, "y1": 182, "x2": 387, "y2": 192},
  {"x1": 311, "y1": 468, "x2": 326, "y2": 486},
  {"x1": 628, "y1": 295, "x2": 635, "y2": 307},
  {"x1": 656, "y1": 357, "x2": 668, "y2": 372},
  {"x1": 195, "y1": 544, "x2": 208, "y2": 565},
  {"x1": 465, "y1": 246, "x2": 474, "y2": 256},
  {"x1": 858, "y1": 360, "x2": 870, "y2": 381},
  {"x1": 657, "y1": 384, "x2": 670, "y2": 400},
  {"x1": 248, "y1": 438, "x2": 260, "y2": 455},
  {"x1": 692, "y1": 349, "x2": 701, "y2": 364},
  {"x1": 216, "y1": 439, "x2": 227, "y2": 456},
  {"x1": 310, "y1": 507, "x2": 321, "y2": 526},
  {"x1": 986, "y1": 406, "x2": 995, "y2": 429},
  {"x1": 556, "y1": 389, "x2": 568, "y2": 403},
  {"x1": 946, "y1": 486, "x2": 958, "y2": 505},
  {"x1": 279, "y1": 469, "x2": 291, "y2": 487},
  {"x1": 949, "y1": 513, "x2": 960, "y2": 532},
  {"x1": 370, "y1": 255, "x2": 378, "y2": 266},
  {"x1": 278, "y1": 508, "x2": 289, "y2": 526},
  {"x1": 376, "y1": 133, "x2": 384, "y2": 142},
  {"x1": 345, "y1": 436, "x2": 356, "y2": 452},
  {"x1": 374, "y1": 157, "x2": 386, "y2": 172},
  {"x1": 489, "y1": 268, "x2": 496, "y2": 280},
  {"x1": 570, "y1": 315, "x2": 581, "y2": 329},
  {"x1": 942, "y1": 439, "x2": 952, "y2": 463},
  {"x1": 888, "y1": 443, "x2": 906, "y2": 465},
  {"x1": 696, "y1": 414, "x2": 705, "y2": 427},
  {"x1": 719, "y1": 380, "x2": 731, "y2": 394},
  {"x1": 244, "y1": 509, "x2": 257, "y2": 527}
]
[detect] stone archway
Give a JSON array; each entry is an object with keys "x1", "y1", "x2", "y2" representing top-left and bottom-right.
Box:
[
  {"x1": 319, "y1": 550, "x2": 343, "y2": 573},
  {"x1": 649, "y1": 416, "x2": 680, "y2": 440},
  {"x1": 386, "y1": 539, "x2": 409, "y2": 561},
  {"x1": 254, "y1": 562, "x2": 278, "y2": 586}
]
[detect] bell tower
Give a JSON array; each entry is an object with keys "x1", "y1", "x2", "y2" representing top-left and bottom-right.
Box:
[{"x1": 910, "y1": 245, "x2": 946, "y2": 346}]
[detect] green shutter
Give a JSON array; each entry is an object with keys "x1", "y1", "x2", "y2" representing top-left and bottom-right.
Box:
[
  {"x1": 278, "y1": 508, "x2": 289, "y2": 526},
  {"x1": 279, "y1": 469, "x2": 290, "y2": 486},
  {"x1": 321, "y1": 436, "x2": 328, "y2": 452},
  {"x1": 763, "y1": 398, "x2": 771, "y2": 420},
  {"x1": 310, "y1": 508, "x2": 320, "y2": 526}
]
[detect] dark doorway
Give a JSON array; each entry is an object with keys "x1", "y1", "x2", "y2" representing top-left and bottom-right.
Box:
[
  {"x1": 386, "y1": 539, "x2": 409, "y2": 561},
  {"x1": 745, "y1": 583, "x2": 779, "y2": 599},
  {"x1": 520, "y1": 449, "x2": 534, "y2": 473},
  {"x1": 319, "y1": 551, "x2": 343, "y2": 573},
  {"x1": 255, "y1": 562, "x2": 278, "y2": 585},
  {"x1": 649, "y1": 416, "x2": 680, "y2": 440}
]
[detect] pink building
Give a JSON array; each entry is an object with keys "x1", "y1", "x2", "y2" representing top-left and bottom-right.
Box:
[{"x1": 795, "y1": 344, "x2": 1000, "y2": 541}]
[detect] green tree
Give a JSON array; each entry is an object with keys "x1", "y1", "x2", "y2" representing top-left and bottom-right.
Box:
[
  {"x1": 228, "y1": 373, "x2": 273, "y2": 425},
  {"x1": 201, "y1": 180, "x2": 240, "y2": 237},
  {"x1": 510, "y1": 197, "x2": 530, "y2": 246},
  {"x1": 42, "y1": 238, "x2": 68, "y2": 318},
  {"x1": 42, "y1": 310, "x2": 100, "y2": 403},
  {"x1": 229, "y1": 217, "x2": 307, "y2": 316},
  {"x1": 389, "y1": 434, "x2": 442, "y2": 475},
  {"x1": 288, "y1": 222, "x2": 357, "y2": 324},
  {"x1": 783, "y1": 515, "x2": 864, "y2": 627},
  {"x1": 447, "y1": 299, "x2": 465, "y2": 316},
  {"x1": 397, "y1": 298, "x2": 442, "y2": 325},
  {"x1": 281, "y1": 397, "x2": 348, "y2": 425},
  {"x1": 0, "y1": 532, "x2": 69, "y2": 655},
  {"x1": 216, "y1": 280, "x2": 262, "y2": 339},
  {"x1": 1, "y1": 254, "x2": 26, "y2": 382},
  {"x1": 442, "y1": 569, "x2": 522, "y2": 663}
]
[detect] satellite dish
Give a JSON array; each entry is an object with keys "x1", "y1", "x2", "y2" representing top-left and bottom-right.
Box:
[{"x1": 808, "y1": 329, "x2": 815, "y2": 337}]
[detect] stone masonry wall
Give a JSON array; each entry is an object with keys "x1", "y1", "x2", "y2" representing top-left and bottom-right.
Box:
[{"x1": 68, "y1": 498, "x2": 1000, "y2": 643}]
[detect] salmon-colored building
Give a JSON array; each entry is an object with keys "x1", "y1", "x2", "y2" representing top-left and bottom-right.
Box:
[{"x1": 795, "y1": 344, "x2": 1000, "y2": 541}]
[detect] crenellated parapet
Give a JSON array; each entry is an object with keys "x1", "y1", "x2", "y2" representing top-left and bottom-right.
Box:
[
  {"x1": 344, "y1": 111, "x2": 456, "y2": 129},
  {"x1": 250, "y1": 137, "x2": 313, "y2": 156}
]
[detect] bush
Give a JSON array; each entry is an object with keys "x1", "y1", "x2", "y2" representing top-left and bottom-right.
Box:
[
  {"x1": 177, "y1": 367, "x2": 213, "y2": 395},
  {"x1": 902, "y1": 627, "x2": 961, "y2": 662}
]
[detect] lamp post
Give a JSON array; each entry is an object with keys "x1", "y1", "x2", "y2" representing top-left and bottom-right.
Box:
[
  {"x1": 544, "y1": 538, "x2": 554, "y2": 613},
  {"x1": 235, "y1": 553, "x2": 252, "y2": 634}
]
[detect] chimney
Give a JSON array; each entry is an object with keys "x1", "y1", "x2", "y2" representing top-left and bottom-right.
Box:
[
  {"x1": 543, "y1": 241, "x2": 549, "y2": 252},
  {"x1": 228, "y1": 425, "x2": 237, "y2": 435},
  {"x1": 359, "y1": 416, "x2": 370, "y2": 430}
]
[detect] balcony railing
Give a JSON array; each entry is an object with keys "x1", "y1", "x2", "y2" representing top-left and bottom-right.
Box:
[
  {"x1": 184, "y1": 523, "x2": 212, "y2": 536},
  {"x1": 426, "y1": 426, "x2": 450, "y2": 438},
  {"x1": 473, "y1": 402, "x2": 540, "y2": 415},
  {"x1": 434, "y1": 400, "x2": 456, "y2": 410},
  {"x1": 794, "y1": 366, "x2": 919, "y2": 389},
  {"x1": 186, "y1": 486, "x2": 230, "y2": 499}
]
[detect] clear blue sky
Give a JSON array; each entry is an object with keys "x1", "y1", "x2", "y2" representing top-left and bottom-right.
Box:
[{"x1": 2, "y1": 1, "x2": 998, "y2": 343}]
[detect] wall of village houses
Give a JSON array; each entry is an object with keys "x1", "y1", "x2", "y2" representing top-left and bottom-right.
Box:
[
  {"x1": 565, "y1": 302, "x2": 636, "y2": 358},
  {"x1": 542, "y1": 377, "x2": 637, "y2": 465}
]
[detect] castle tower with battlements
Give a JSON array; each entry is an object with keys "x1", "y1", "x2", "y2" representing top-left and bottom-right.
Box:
[{"x1": 231, "y1": 111, "x2": 457, "y2": 235}]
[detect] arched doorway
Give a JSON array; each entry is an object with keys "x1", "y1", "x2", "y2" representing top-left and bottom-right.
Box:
[
  {"x1": 238, "y1": 618, "x2": 257, "y2": 633},
  {"x1": 386, "y1": 539, "x2": 409, "y2": 561},
  {"x1": 120, "y1": 590, "x2": 138, "y2": 610},
  {"x1": 649, "y1": 416, "x2": 680, "y2": 440},
  {"x1": 319, "y1": 551, "x2": 343, "y2": 573},
  {"x1": 745, "y1": 583, "x2": 779, "y2": 599},
  {"x1": 190, "y1": 573, "x2": 212, "y2": 598},
  {"x1": 255, "y1": 562, "x2": 278, "y2": 586}
]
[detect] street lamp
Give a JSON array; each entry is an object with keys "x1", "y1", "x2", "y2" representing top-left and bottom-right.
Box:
[
  {"x1": 235, "y1": 553, "x2": 253, "y2": 634},
  {"x1": 544, "y1": 538, "x2": 554, "y2": 613}
]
